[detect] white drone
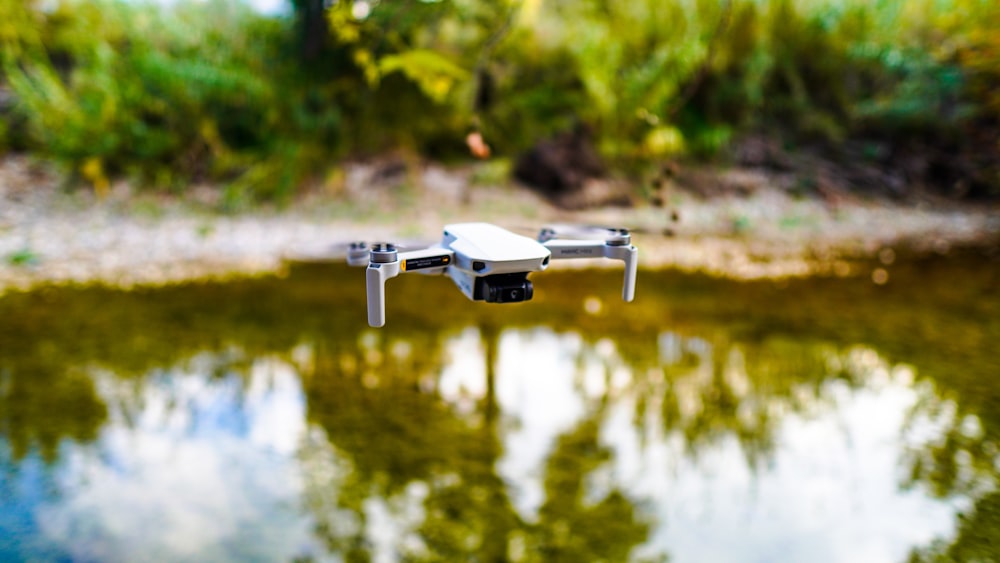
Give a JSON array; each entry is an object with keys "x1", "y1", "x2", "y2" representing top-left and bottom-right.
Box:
[{"x1": 347, "y1": 223, "x2": 638, "y2": 327}]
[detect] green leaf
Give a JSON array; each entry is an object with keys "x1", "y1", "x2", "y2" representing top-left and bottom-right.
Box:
[{"x1": 377, "y1": 49, "x2": 470, "y2": 103}]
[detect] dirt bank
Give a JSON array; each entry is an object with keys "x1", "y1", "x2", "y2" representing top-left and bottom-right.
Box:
[{"x1": 1, "y1": 155, "x2": 998, "y2": 295}]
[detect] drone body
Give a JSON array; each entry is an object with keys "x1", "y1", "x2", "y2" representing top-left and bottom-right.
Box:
[{"x1": 354, "y1": 222, "x2": 637, "y2": 327}]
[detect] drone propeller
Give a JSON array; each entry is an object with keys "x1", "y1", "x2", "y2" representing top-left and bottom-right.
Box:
[
  {"x1": 346, "y1": 241, "x2": 370, "y2": 267},
  {"x1": 510, "y1": 222, "x2": 676, "y2": 242},
  {"x1": 536, "y1": 224, "x2": 631, "y2": 242},
  {"x1": 287, "y1": 238, "x2": 439, "y2": 266}
]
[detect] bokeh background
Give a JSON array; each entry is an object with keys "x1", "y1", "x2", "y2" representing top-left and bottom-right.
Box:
[
  {"x1": 2, "y1": 2, "x2": 1000, "y2": 562},
  {"x1": 2, "y1": 0, "x2": 998, "y2": 202}
]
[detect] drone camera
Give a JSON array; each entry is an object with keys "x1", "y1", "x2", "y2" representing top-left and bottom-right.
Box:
[{"x1": 478, "y1": 273, "x2": 534, "y2": 303}]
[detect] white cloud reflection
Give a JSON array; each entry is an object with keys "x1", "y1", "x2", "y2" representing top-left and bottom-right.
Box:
[
  {"x1": 37, "y1": 356, "x2": 320, "y2": 562},
  {"x1": 610, "y1": 373, "x2": 961, "y2": 563},
  {"x1": 496, "y1": 330, "x2": 594, "y2": 520},
  {"x1": 26, "y1": 331, "x2": 965, "y2": 563},
  {"x1": 435, "y1": 329, "x2": 963, "y2": 563}
]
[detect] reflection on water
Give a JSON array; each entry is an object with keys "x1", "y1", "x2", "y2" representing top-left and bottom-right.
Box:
[
  {"x1": 32, "y1": 357, "x2": 315, "y2": 561},
  {"x1": 0, "y1": 251, "x2": 997, "y2": 562}
]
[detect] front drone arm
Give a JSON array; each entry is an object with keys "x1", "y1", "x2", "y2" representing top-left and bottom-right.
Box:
[
  {"x1": 366, "y1": 245, "x2": 454, "y2": 327},
  {"x1": 542, "y1": 239, "x2": 638, "y2": 302},
  {"x1": 366, "y1": 259, "x2": 399, "y2": 328}
]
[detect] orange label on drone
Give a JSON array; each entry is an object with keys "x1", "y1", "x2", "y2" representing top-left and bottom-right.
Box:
[{"x1": 403, "y1": 255, "x2": 450, "y2": 271}]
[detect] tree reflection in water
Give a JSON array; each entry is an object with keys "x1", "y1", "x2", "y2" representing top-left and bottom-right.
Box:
[
  {"x1": 299, "y1": 323, "x2": 649, "y2": 561},
  {"x1": 0, "y1": 251, "x2": 996, "y2": 561}
]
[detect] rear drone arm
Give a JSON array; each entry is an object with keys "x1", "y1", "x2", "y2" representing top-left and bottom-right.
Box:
[
  {"x1": 541, "y1": 235, "x2": 637, "y2": 302},
  {"x1": 366, "y1": 245, "x2": 454, "y2": 327}
]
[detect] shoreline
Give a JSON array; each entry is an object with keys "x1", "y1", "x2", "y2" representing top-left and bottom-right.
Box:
[{"x1": 2, "y1": 156, "x2": 998, "y2": 295}]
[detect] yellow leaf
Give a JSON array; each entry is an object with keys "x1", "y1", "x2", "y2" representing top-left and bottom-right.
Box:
[
  {"x1": 644, "y1": 126, "x2": 685, "y2": 156},
  {"x1": 353, "y1": 48, "x2": 372, "y2": 67},
  {"x1": 80, "y1": 157, "x2": 110, "y2": 198}
]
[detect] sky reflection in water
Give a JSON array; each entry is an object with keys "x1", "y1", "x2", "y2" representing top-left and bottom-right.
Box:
[
  {"x1": 29, "y1": 359, "x2": 315, "y2": 561},
  {"x1": 1, "y1": 257, "x2": 997, "y2": 562},
  {"x1": 5, "y1": 328, "x2": 962, "y2": 562}
]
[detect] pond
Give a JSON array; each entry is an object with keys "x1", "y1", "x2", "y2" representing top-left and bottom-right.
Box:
[{"x1": 1, "y1": 250, "x2": 998, "y2": 562}]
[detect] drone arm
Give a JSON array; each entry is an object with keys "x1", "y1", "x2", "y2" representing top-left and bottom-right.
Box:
[
  {"x1": 605, "y1": 244, "x2": 638, "y2": 302},
  {"x1": 366, "y1": 247, "x2": 454, "y2": 328},
  {"x1": 543, "y1": 239, "x2": 607, "y2": 259},
  {"x1": 542, "y1": 239, "x2": 637, "y2": 302},
  {"x1": 366, "y1": 261, "x2": 400, "y2": 327}
]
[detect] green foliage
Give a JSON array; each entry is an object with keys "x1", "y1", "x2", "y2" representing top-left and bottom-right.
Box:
[
  {"x1": 0, "y1": 0, "x2": 45, "y2": 63},
  {"x1": 1, "y1": 0, "x2": 998, "y2": 197},
  {"x1": 378, "y1": 49, "x2": 471, "y2": 103},
  {"x1": 5, "y1": 0, "x2": 308, "y2": 196},
  {"x1": 482, "y1": 0, "x2": 998, "y2": 175},
  {"x1": 851, "y1": 49, "x2": 971, "y2": 137},
  {"x1": 520, "y1": 0, "x2": 717, "y2": 158},
  {"x1": 482, "y1": 36, "x2": 589, "y2": 152},
  {"x1": 956, "y1": 1, "x2": 1000, "y2": 121}
]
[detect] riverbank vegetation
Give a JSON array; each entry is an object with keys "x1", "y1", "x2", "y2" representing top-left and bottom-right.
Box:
[{"x1": 2, "y1": 0, "x2": 998, "y2": 202}]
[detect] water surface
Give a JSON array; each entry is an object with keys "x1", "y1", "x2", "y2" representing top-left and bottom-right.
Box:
[{"x1": 1, "y1": 251, "x2": 998, "y2": 562}]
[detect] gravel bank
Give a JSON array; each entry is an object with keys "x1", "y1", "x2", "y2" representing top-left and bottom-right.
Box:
[{"x1": 2, "y1": 156, "x2": 998, "y2": 294}]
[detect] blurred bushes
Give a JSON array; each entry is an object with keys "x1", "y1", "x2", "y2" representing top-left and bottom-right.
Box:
[
  {"x1": 0, "y1": 0, "x2": 472, "y2": 200},
  {"x1": 4, "y1": 0, "x2": 320, "y2": 198},
  {"x1": 500, "y1": 0, "x2": 999, "y2": 195},
  {"x1": 1, "y1": 0, "x2": 998, "y2": 198}
]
